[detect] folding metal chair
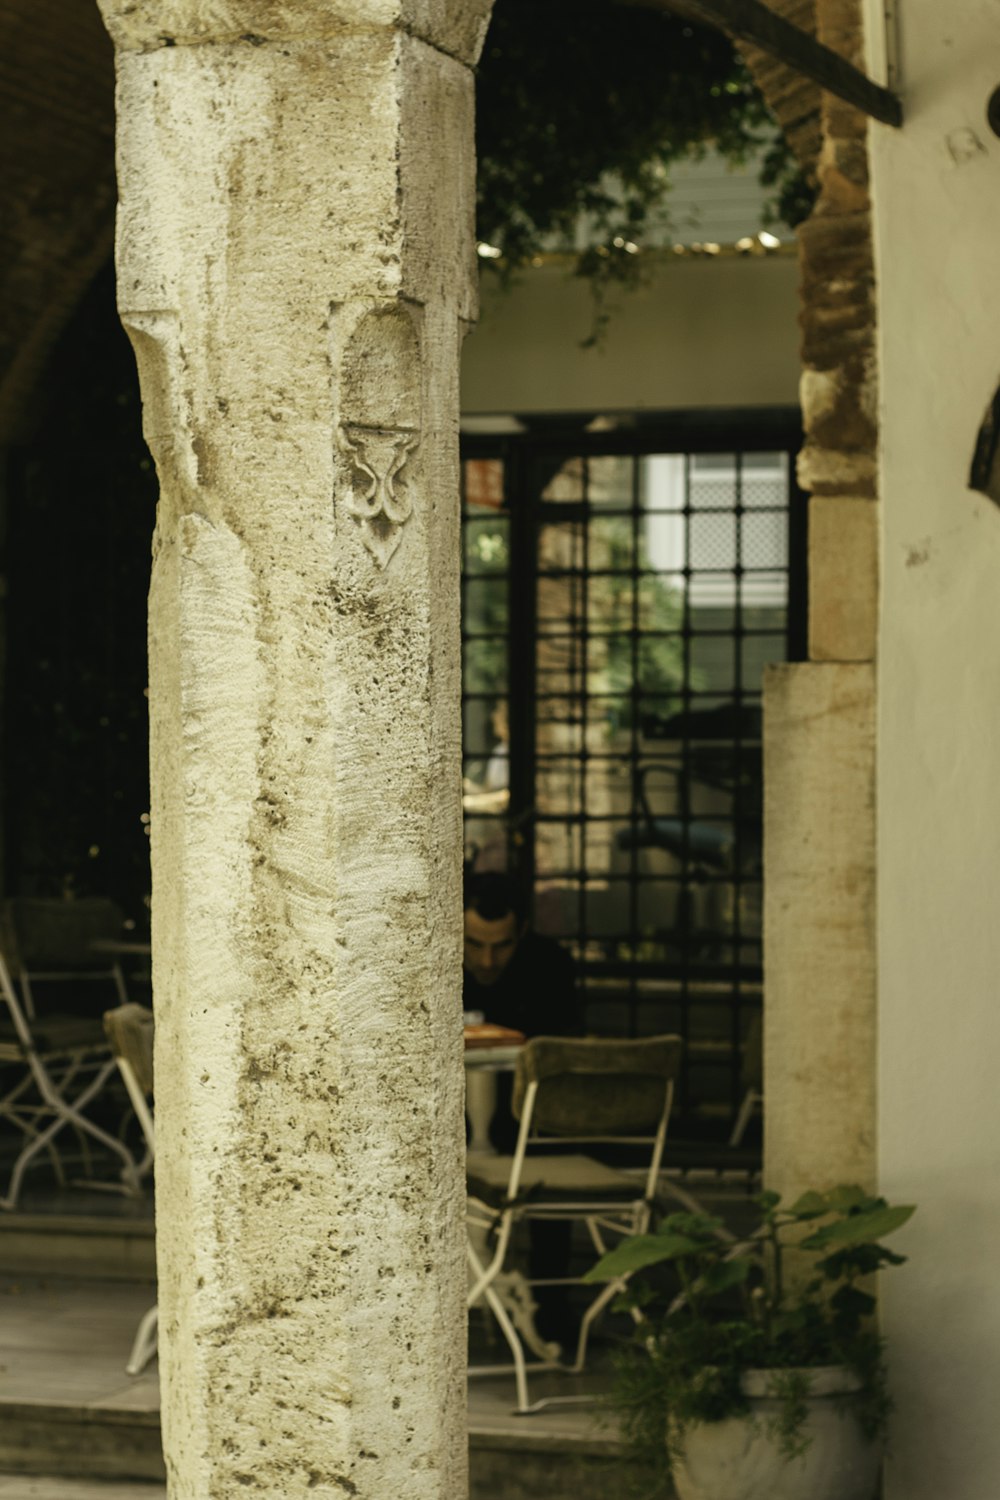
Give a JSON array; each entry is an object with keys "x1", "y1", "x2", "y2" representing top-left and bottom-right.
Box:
[
  {"x1": 467, "y1": 1033, "x2": 683, "y2": 1413},
  {"x1": 0, "y1": 898, "x2": 130, "y2": 1020},
  {"x1": 0, "y1": 945, "x2": 142, "y2": 1210},
  {"x1": 729, "y1": 1012, "x2": 763, "y2": 1147},
  {"x1": 104, "y1": 1003, "x2": 158, "y2": 1375}
]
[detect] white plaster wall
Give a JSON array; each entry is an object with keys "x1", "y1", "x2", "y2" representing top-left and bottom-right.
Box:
[
  {"x1": 461, "y1": 254, "x2": 800, "y2": 413},
  {"x1": 868, "y1": 3, "x2": 1000, "y2": 1495}
]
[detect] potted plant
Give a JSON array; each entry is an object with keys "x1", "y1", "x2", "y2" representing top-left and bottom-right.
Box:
[{"x1": 584, "y1": 1185, "x2": 915, "y2": 1500}]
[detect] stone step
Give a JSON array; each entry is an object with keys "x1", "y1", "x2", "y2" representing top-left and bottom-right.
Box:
[
  {"x1": 0, "y1": 1275, "x2": 656, "y2": 1498},
  {"x1": 0, "y1": 1418, "x2": 647, "y2": 1500},
  {"x1": 0, "y1": 1406, "x2": 164, "y2": 1486},
  {"x1": 0, "y1": 1213, "x2": 155, "y2": 1281},
  {"x1": 0, "y1": 1186, "x2": 155, "y2": 1282}
]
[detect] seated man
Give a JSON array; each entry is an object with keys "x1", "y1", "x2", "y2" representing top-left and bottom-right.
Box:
[
  {"x1": 463, "y1": 870, "x2": 577, "y2": 1045},
  {"x1": 463, "y1": 870, "x2": 577, "y2": 1345}
]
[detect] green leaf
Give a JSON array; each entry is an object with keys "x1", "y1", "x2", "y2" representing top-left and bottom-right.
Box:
[
  {"x1": 659, "y1": 1212, "x2": 725, "y2": 1238},
  {"x1": 830, "y1": 1284, "x2": 876, "y2": 1320},
  {"x1": 786, "y1": 1191, "x2": 830, "y2": 1220},
  {"x1": 582, "y1": 1232, "x2": 703, "y2": 1282},
  {"x1": 698, "y1": 1258, "x2": 753, "y2": 1296},
  {"x1": 801, "y1": 1204, "x2": 915, "y2": 1251},
  {"x1": 825, "y1": 1185, "x2": 877, "y2": 1212}
]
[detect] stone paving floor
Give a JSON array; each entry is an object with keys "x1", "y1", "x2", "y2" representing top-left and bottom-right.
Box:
[{"x1": 0, "y1": 1273, "x2": 622, "y2": 1497}]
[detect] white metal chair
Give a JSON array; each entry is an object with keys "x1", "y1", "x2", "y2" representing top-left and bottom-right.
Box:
[
  {"x1": 466, "y1": 1033, "x2": 683, "y2": 1413},
  {"x1": 0, "y1": 945, "x2": 143, "y2": 1209},
  {"x1": 103, "y1": 1002, "x2": 158, "y2": 1375},
  {"x1": 0, "y1": 897, "x2": 129, "y2": 1020}
]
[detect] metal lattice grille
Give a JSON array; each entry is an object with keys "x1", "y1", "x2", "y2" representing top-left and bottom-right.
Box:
[{"x1": 461, "y1": 416, "x2": 805, "y2": 1143}]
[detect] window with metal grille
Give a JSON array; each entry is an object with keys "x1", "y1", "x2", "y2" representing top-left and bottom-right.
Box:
[{"x1": 461, "y1": 413, "x2": 805, "y2": 1143}]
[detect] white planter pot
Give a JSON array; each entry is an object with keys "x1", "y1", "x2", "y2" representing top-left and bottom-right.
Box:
[{"x1": 669, "y1": 1366, "x2": 881, "y2": 1500}]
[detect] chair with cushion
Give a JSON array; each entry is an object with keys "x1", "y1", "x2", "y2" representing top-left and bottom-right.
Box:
[{"x1": 466, "y1": 1033, "x2": 683, "y2": 1413}]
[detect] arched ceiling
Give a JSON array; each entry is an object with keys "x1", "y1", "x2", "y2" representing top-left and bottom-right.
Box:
[
  {"x1": 0, "y1": 0, "x2": 823, "y2": 449},
  {"x1": 0, "y1": 0, "x2": 116, "y2": 445}
]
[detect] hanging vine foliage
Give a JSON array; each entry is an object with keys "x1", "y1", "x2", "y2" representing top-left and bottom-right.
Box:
[{"x1": 474, "y1": 0, "x2": 812, "y2": 277}]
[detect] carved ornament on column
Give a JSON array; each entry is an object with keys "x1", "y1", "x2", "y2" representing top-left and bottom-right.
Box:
[{"x1": 334, "y1": 301, "x2": 423, "y2": 569}]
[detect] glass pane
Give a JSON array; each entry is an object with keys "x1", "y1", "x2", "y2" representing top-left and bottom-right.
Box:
[
  {"x1": 463, "y1": 516, "x2": 510, "y2": 575},
  {"x1": 689, "y1": 510, "x2": 737, "y2": 570},
  {"x1": 643, "y1": 508, "x2": 686, "y2": 572},
  {"x1": 689, "y1": 454, "x2": 737, "y2": 509},
  {"x1": 584, "y1": 758, "x2": 630, "y2": 818},
  {"x1": 640, "y1": 453, "x2": 687, "y2": 513},
  {"x1": 584, "y1": 819, "x2": 632, "y2": 877},
  {"x1": 741, "y1": 634, "x2": 787, "y2": 691},
  {"x1": 534, "y1": 881, "x2": 583, "y2": 939},
  {"x1": 463, "y1": 577, "x2": 507, "y2": 635},
  {"x1": 689, "y1": 572, "x2": 736, "y2": 610},
  {"x1": 634, "y1": 879, "x2": 684, "y2": 936},
  {"x1": 690, "y1": 633, "x2": 738, "y2": 694},
  {"x1": 636, "y1": 697, "x2": 686, "y2": 743},
  {"x1": 635, "y1": 761, "x2": 684, "y2": 819},
  {"x1": 741, "y1": 455, "x2": 788, "y2": 508},
  {"x1": 536, "y1": 760, "x2": 582, "y2": 817},
  {"x1": 589, "y1": 515, "x2": 634, "y2": 569},
  {"x1": 540, "y1": 457, "x2": 585, "y2": 504},
  {"x1": 743, "y1": 604, "x2": 787, "y2": 633},
  {"x1": 637, "y1": 574, "x2": 685, "y2": 632},
  {"x1": 534, "y1": 820, "x2": 583, "y2": 876},
  {"x1": 589, "y1": 694, "x2": 633, "y2": 742},
  {"x1": 638, "y1": 634, "x2": 687, "y2": 704},
  {"x1": 741, "y1": 510, "x2": 788, "y2": 569},
  {"x1": 537, "y1": 575, "x2": 583, "y2": 633},
  {"x1": 535, "y1": 649, "x2": 585, "y2": 697},
  {"x1": 742, "y1": 571, "x2": 788, "y2": 608},
  {"x1": 462, "y1": 638, "x2": 508, "y2": 695},
  {"x1": 538, "y1": 520, "x2": 585, "y2": 574},
  {"x1": 536, "y1": 710, "x2": 585, "y2": 758},
  {"x1": 586, "y1": 455, "x2": 634, "y2": 510},
  {"x1": 464, "y1": 813, "x2": 509, "y2": 872},
  {"x1": 463, "y1": 697, "x2": 507, "y2": 758},
  {"x1": 588, "y1": 634, "x2": 636, "y2": 696},
  {"x1": 584, "y1": 881, "x2": 633, "y2": 938},
  {"x1": 587, "y1": 574, "x2": 636, "y2": 635},
  {"x1": 462, "y1": 458, "x2": 505, "y2": 512}
]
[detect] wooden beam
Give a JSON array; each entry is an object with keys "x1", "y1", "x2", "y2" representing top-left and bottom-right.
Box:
[{"x1": 642, "y1": 0, "x2": 903, "y2": 127}]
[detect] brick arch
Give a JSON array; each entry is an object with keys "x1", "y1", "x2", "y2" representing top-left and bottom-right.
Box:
[{"x1": 737, "y1": 0, "x2": 823, "y2": 182}]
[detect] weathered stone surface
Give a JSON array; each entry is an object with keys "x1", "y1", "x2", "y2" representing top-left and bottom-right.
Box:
[
  {"x1": 98, "y1": 0, "x2": 494, "y2": 65},
  {"x1": 760, "y1": 0, "x2": 879, "y2": 1220},
  {"x1": 807, "y1": 495, "x2": 877, "y2": 661},
  {"x1": 763, "y1": 661, "x2": 876, "y2": 1199},
  {"x1": 98, "y1": 3, "x2": 486, "y2": 1495}
]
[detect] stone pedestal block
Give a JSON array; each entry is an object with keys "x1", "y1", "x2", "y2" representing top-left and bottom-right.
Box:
[
  {"x1": 808, "y1": 495, "x2": 878, "y2": 662},
  {"x1": 763, "y1": 662, "x2": 876, "y2": 1201}
]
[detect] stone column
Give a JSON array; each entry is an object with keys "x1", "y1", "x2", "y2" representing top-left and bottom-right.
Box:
[
  {"x1": 95, "y1": 4, "x2": 492, "y2": 1496},
  {"x1": 762, "y1": 0, "x2": 879, "y2": 1197}
]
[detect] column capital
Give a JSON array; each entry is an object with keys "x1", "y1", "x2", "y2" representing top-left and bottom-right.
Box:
[{"x1": 97, "y1": 0, "x2": 493, "y2": 66}]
